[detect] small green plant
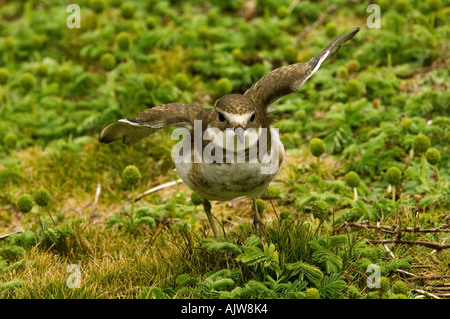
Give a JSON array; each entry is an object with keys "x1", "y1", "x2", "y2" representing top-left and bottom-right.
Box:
[
  {"x1": 347, "y1": 285, "x2": 362, "y2": 299},
  {"x1": 142, "y1": 74, "x2": 157, "y2": 91},
  {"x1": 116, "y1": 32, "x2": 131, "y2": 51},
  {"x1": 122, "y1": 165, "x2": 142, "y2": 230},
  {"x1": 379, "y1": 277, "x2": 390, "y2": 294},
  {"x1": 58, "y1": 65, "x2": 73, "y2": 99},
  {"x1": 90, "y1": 0, "x2": 105, "y2": 14},
  {"x1": 17, "y1": 194, "x2": 33, "y2": 214},
  {"x1": 305, "y1": 287, "x2": 320, "y2": 299},
  {"x1": 216, "y1": 78, "x2": 232, "y2": 96},
  {"x1": 345, "y1": 171, "x2": 360, "y2": 201},
  {"x1": 413, "y1": 133, "x2": 430, "y2": 184},
  {"x1": 100, "y1": 53, "x2": 116, "y2": 71},
  {"x1": 311, "y1": 200, "x2": 328, "y2": 235},
  {"x1": 425, "y1": 148, "x2": 441, "y2": 191},
  {"x1": 120, "y1": 2, "x2": 135, "y2": 19},
  {"x1": 3, "y1": 133, "x2": 18, "y2": 150},
  {"x1": 392, "y1": 281, "x2": 408, "y2": 295},
  {"x1": 34, "y1": 188, "x2": 55, "y2": 226},
  {"x1": 309, "y1": 137, "x2": 325, "y2": 190},
  {"x1": 173, "y1": 73, "x2": 189, "y2": 91},
  {"x1": 385, "y1": 167, "x2": 402, "y2": 203}
]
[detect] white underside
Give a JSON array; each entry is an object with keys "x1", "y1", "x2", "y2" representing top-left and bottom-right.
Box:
[{"x1": 175, "y1": 128, "x2": 285, "y2": 201}]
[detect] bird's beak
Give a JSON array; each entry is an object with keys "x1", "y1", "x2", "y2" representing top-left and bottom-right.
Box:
[{"x1": 234, "y1": 125, "x2": 244, "y2": 144}]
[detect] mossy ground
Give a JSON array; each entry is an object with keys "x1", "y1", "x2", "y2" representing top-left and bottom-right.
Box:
[{"x1": 0, "y1": 1, "x2": 449, "y2": 299}]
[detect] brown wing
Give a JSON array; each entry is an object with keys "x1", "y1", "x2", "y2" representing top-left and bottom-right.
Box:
[
  {"x1": 99, "y1": 103, "x2": 208, "y2": 145},
  {"x1": 245, "y1": 27, "x2": 359, "y2": 109}
]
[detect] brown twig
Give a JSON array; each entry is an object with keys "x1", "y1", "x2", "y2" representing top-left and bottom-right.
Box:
[
  {"x1": 340, "y1": 222, "x2": 450, "y2": 234},
  {"x1": 405, "y1": 275, "x2": 450, "y2": 281},
  {"x1": 413, "y1": 289, "x2": 441, "y2": 299},
  {"x1": 295, "y1": 4, "x2": 337, "y2": 46},
  {"x1": 0, "y1": 230, "x2": 23, "y2": 240},
  {"x1": 367, "y1": 239, "x2": 450, "y2": 250},
  {"x1": 133, "y1": 179, "x2": 183, "y2": 203},
  {"x1": 90, "y1": 183, "x2": 101, "y2": 215}
]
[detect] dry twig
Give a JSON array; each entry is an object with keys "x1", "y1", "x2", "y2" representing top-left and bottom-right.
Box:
[{"x1": 295, "y1": 4, "x2": 337, "y2": 45}]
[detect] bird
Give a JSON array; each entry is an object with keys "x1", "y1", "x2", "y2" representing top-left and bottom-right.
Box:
[{"x1": 99, "y1": 27, "x2": 360, "y2": 237}]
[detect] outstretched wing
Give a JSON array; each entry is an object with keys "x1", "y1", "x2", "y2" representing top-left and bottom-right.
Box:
[
  {"x1": 244, "y1": 27, "x2": 359, "y2": 109},
  {"x1": 99, "y1": 103, "x2": 207, "y2": 145}
]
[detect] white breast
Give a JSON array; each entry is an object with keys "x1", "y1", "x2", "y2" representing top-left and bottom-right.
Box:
[{"x1": 175, "y1": 128, "x2": 285, "y2": 201}]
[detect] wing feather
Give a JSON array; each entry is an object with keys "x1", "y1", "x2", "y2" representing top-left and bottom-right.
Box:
[
  {"x1": 99, "y1": 103, "x2": 207, "y2": 145},
  {"x1": 245, "y1": 27, "x2": 359, "y2": 109}
]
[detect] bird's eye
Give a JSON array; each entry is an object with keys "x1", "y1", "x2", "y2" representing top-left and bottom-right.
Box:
[
  {"x1": 250, "y1": 113, "x2": 255, "y2": 123},
  {"x1": 218, "y1": 112, "x2": 225, "y2": 123}
]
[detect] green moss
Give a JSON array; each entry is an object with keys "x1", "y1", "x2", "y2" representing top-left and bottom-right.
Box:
[
  {"x1": 311, "y1": 200, "x2": 328, "y2": 219},
  {"x1": 17, "y1": 194, "x2": 33, "y2": 213},
  {"x1": 122, "y1": 165, "x2": 142, "y2": 188},
  {"x1": 121, "y1": 3, "x2": 135, "y2": 19},
  {"x1": 427, "y1": 0, "x2": 441, "y2": 11},
  {"x1": 379, "y1": 277, "x2": 390, "y2": 293},
  {"x1": 346, "y1": 79, "x2": 361, "y2": 96},
  {"x1": 111, "y1": 0, "x2": 123, "y2": 8},
  {"x1": 19, "y1": 73, "x2": 36, "y2": 92},
  {"x1": 268, "y1": 186, "x2": 281, "y2": 198},
  {"x1": 190, "y1": 192, "x2": 203, "y2": 206},
  {"x1": 90, "y1": 0, "x2": 105, "y2": 14},
  {"x1": 413, "y1": 133, "x2": 430, "y2": 154},
  {"x1": 425, "y1": 148, "x2": 440, "y2": 165},
  {"x1": 252, "y1": 199, "x2": 266, "y2": 214},
  {"x1": 3, "y1": 37, "x2": 14, "y2": 50},
  {"x1": 58, "y1": 65, "x2": 73, "y2": 82},
  {"x1": 231, "y1": 48, "x2": 243, "y2": 60},
  {"x1": 401, "y1": 118, "x2": 412, "y2": 131},
  {"x1": 325, "y1": 23, "x2": 338, "y2": 38},
  {"x1": 347, "y1": 60, "x2": 360, "y2": 73},
  {"x1": 309, "y1": 138, "x2": 325, "y2": 157},
  {"x1": 345, "y1": 171, "x2": 360, "y2": 188},
  {"x1": 386, "y1": 167, "x2": 402, "y2": 186},
  {"x1": 116, "y1": 32, "x2": 131, "y2": 51},
  {"x1": 366, "y1": 291, "x2": 379, "y2": 299},
  {"x1": 142, "y1": 74, "x2": 157, "y2": 91},
  {"x1": 216, "y1": 78, "x2": 233, "y2": 96},
  {"x1": 146, "y1": 16, "x2": 158, "y2": 29},
  {"x1": 393, "y1": 293, "x2": 407, "y2": 299},
  {"x1": 348, "y1": 285, "x2": 362, "y2": 299},
  {"x1": 0, "y1": 245, "x2": 24, "y2": 262},
  {"x1": 34, "y1": 188, "x2": 50, "y2": 207},
  {"x1": 338, "y1": 66, "x2": 348, "y2": 78},
  {"x1": 100, "y1": 53, "x2": 116, "y2": 71},
  {"x1": 305, "y1": 287, "x2": 320, "y2": 299},
  {"x1": 394, "y1": 0, "x2": 409, "y2": 13},
  {"x1": 173, "y1": 73, "x2": 189, "y2": 90},
  {"x1": 3, "y1": 133, "x2": 18, "y2": 149},
  {"x1": 283, "y1": 45, "x2": 297, "y2": 64},
  {"x1": 444, "y1": 131, "x2": 450, "y2": 144},
  {"x1": 280, "y1": 210, "x2": 293, "y2": 220},
  {"x1": 277, "y1": 6, "x2": 289, "y2": 19},
  {"x1": 0, "y1": 68, "x2": 9, "y2": 85},
  {"x1": 36, "y1": 64, "x2": 48, "y2": 77},
  {"x1": 392, "y1": 281, "x2": 408, "y2": 295}
]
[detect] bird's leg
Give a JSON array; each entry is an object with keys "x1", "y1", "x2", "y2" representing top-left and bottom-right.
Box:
[
  {"x1": 202, "y1": 199, "x2": 218, "y2": 238},
  {"x1": 252, "y1": 198, "x2": 262, "y2": 235}
]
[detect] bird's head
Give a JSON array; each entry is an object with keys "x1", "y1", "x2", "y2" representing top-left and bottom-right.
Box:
[{"x1": 207, "y1": 94, "x2": 268, "y2": 151}]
